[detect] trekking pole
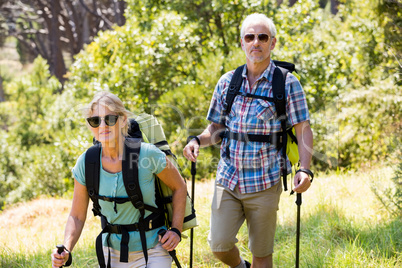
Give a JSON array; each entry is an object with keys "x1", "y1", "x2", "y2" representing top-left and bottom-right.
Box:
[
  {"x1": 295, "y1": 193, "x2": 302, "y2": 268},
  {"x1": 186, "y1": 136, "x2": 197, "y2": 268},
  {"x1": 190, "y1": 160, "x2": 196, "y2": 268}
]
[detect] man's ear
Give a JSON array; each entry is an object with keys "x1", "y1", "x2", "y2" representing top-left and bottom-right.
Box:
[
  {"x1": 270, "y1": 37, "x2": 277, "y2": 50},
  {"x1": 241, "y1": 38, "x2": 246, "y2": 52}
]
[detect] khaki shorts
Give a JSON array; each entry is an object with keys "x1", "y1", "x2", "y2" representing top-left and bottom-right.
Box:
[
  {"x1": 208, "y1": 181, "x2": 282, "y2": 257},
  {"x1": 102, "y1": 243, "x2": 172, "y2": 268}
]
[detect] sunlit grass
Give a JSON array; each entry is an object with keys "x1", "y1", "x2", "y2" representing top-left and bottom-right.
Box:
[{"x1": 1, "y1": 166, "x2": 401, "y2": 267}]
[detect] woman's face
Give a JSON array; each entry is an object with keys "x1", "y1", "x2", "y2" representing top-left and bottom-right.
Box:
[{"x1": 87, "y1": 104, "x2": 126, "y2": 145}]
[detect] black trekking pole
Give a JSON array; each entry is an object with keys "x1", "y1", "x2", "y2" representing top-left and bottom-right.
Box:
[
  {"x1": 186, "y1": 136, "x2": 197, "y2": 268},
  {"x1": 189, "y1": 160, "x2": 196, "y2": 268},
  {"x1": 295, "y1": 193, "x2": 302, "y2": 268},
  {"x1": 292, "y1": 169, "x2": 313, "y2": 268}
]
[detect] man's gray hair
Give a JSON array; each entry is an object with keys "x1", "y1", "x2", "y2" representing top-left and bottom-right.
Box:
[{"x1": 240, "y1": 13, "x2": 277, "y2": 39}]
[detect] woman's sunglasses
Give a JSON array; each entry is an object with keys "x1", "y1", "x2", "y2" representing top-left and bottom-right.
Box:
[
  {"x1": 86, "y1": 115, "x2": 119, "y2": 128},
  {"x1": 243, "y1": 33, "x2": 272, "y2": 43}
]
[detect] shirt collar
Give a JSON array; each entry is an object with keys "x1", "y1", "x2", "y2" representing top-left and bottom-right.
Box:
[{"x1": 242, "y1": 60, "x2": 275, "y2": 83}]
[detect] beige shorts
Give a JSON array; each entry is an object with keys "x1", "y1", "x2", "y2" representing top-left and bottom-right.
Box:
[
  {"x1": 102, "y1": 243, "x2": 172, "y2": 268},
  {"x1": 208, "y1": 181, "x2": 282, "y2": 257}
]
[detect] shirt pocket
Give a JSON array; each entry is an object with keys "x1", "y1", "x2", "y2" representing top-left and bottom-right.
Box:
[{"x1": 255, "y1": 99, "x2": 276, "y2": 121}]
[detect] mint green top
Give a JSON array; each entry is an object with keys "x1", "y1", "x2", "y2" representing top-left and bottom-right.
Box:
[{"x1": 72, "y1": 142, "x2": 167, "y2": 252}]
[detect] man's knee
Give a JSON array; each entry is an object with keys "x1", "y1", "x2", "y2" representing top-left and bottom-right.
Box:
[{"x1": 253, "y1": 253, "x2": 273, "y2": 268}]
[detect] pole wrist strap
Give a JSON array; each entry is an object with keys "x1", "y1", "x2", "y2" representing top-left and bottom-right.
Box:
[
  {"x1": 296, "y1": 168, "x2": 314, "y2": 182},
  {"x1": 187, "y1": 136, "x2": 200, "y2": 146},
  {"x1": 169, "y1": 228, "x2": 182, "y2": 241}
]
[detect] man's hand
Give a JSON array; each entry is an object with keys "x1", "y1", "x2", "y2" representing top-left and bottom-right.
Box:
[
  {"x1": 292, "y1": 171, "x2": 311, "y2": 193},
  {"x1": 183, "y1": 139, "x2": 199, "y2": 162}
]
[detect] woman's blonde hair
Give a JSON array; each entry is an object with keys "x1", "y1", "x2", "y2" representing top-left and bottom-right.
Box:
[{"x1": 85, "y1": 91, "x2": 134, "y2": 136}]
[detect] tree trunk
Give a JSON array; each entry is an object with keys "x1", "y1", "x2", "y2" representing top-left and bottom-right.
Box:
[
  {"x1": 49, "y1": 0, "x2": 66, "y2": 84},
  {"x1": 289, "y1": 0, "x2": 298, "y2": 7},
  {"x1": 276, "y1": 0, "x2": 283, "y2": 6},
  {"x1": 331, "y1": 0, "x2": 340, "y2": 14}
]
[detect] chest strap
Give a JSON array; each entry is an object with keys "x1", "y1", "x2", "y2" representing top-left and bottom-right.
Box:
[
  {"x1": 96, "y1": 213, "x2": 165, "y2": 268},
  {"x1": 221, "y1": 131, "x2": 283, "y2": 161}
]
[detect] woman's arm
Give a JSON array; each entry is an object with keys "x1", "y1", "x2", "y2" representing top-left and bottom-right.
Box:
[
  {"x1": 51, "y1": 178, "x2": 89, "y2": 267},
  {"x1": 156, "y1": 156, "x2": 187, "y2": 251}
]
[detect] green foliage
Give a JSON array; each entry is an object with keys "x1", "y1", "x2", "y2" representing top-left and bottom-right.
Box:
[
  {"x1": 0, "y1": 57, "x2": 74, "y2": 206},
  {"x1": 68, "y1": 11, "x2": 203, "y2": 112},
  {"x1": 372, "y1": 149, "x2": 402, "y2": 217},
  {"x1": 1, "y1": 0, "x2": 401, "y2": 205}
]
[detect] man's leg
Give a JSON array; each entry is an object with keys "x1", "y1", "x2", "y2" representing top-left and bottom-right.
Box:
[
  {"x1": 252, "y1": 254, "x2": 272, "y2": 268},
  {"x1": 243, "y1": 182, "x2": 282, "y2": 268},
  {"x1": 208, "y1": 183, "x2": 245, "y2": 267},
  {"x1": 213, "y1": 246, "x2": 242, "y2": 267}
]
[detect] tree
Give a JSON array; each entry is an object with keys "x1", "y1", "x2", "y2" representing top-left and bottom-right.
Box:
[{"x1": 0, "y1": 0, "x2": 127, "y2": 85}]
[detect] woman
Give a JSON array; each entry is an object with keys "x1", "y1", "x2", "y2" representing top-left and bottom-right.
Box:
[{"x1": 51, "y1": 92, "x2": 187, "y2": 268}]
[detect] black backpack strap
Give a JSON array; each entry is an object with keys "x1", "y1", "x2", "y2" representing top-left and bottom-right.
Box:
[
  {"x1": 223, "y1": 65, "x2": 245, "y2": 115},
  {"x1": 85, "y1": 143, "x2": 111, "y2": 268},
  {"x1": 272, "y1": 66, "x2": 290, "y2": 191},
  {"x1": 273, "y1": 60, "x2": 296, "y2": 73},
  {"x1": 127, "y1": 119, "x2": 144, "y2": 139},
  {"x1": 122, "y1": 138, "x2": 150, "y2": 264},
  {"x1": 85, "y1": 143, "x2": 102, "y2": 216}
]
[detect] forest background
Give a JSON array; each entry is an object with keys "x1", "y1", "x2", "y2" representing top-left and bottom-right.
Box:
[
  {"x1": 0, "y1": 0, "x2": 401, "y2": 267},
  {"x1": 0, "y1": 0, "x2": 400, "y2": 207}
]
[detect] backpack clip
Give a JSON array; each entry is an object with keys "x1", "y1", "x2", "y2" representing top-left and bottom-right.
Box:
[{"x1": 133, "y1": 200, "x2": 145, "y2": 210}]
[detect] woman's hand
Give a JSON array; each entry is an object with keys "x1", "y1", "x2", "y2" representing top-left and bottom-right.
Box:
[
  {"x1": 51, "y1": 248, "x2": 69, "y2": 268},
  {"x1": 159, "y1": 229, "x2": 181, "y2": 251}
]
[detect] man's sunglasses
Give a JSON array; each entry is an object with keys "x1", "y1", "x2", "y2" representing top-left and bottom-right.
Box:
[
  {"x1": 243, "y1": 33, "x2": 272, "y2": 43},
  {"x1": 86, "y1": 115, "x2": 119, "y2": 128}
]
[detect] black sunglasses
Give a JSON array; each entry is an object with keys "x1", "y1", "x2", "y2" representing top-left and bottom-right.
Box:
[
  {"x1": 86, "y1": 115, "x2": 119, "y2": 128},
  {"x1": 243, "y1": 33, "x2": 272, "y2": 43}
]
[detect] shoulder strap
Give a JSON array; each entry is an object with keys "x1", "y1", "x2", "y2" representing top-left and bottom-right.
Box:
[
  {"x1": 85, "y1": 143, "x2": 102, "y2": 215},
  {"x1": 272, "y1": 66, "x2": 289, "y2": 121},
  {"x1": 122, "y1": 138, "x2": 144, "y2": 211},
  {"x1": 272, "y1": 66, "x2": 290, "y2": 191},
  {"x1": 223, "y1": 65, "x2": 245, "y2": 115}
]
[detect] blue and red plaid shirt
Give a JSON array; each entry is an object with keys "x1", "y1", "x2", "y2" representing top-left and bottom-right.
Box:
[{"x1": 207, "y1": 61, "x2": 310, "y2": 194}]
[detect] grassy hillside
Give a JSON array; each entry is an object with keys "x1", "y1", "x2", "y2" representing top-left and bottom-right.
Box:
[{"x1": 0, "y1": 166, "x2": 401, "y2": 267}]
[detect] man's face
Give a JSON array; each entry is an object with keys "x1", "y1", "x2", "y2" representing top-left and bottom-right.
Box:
[{"x1": 241, "y1": 22, "x2": 276, "y2": 64}]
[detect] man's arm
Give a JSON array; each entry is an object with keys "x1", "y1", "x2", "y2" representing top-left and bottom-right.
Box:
[
  {"x1": 292, "y1": 121, "x2": 313, "y2": 193},
  {"x1": 183, "y1": 122, "x2": 226, "y2": 162}
]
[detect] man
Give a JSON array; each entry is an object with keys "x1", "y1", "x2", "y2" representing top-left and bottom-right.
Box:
[{"x1": 183, "y1": 13, "x2": 313, "y2": 268}]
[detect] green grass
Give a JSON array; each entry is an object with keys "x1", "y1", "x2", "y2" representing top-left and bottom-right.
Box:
[{"x1": 1, "y1": 166, "x2": 401, "y2": 267}]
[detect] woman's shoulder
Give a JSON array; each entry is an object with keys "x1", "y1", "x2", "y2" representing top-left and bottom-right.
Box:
[{"x1": 140, "y1": 142, "x2": 163, "y2": 156}]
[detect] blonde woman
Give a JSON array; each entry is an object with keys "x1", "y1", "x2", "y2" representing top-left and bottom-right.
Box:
[{"x1": 51, "y1": 92, "x2": 186, "y2": 268}]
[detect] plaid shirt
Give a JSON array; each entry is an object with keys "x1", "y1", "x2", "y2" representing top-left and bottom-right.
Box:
[{"x1": 207, "y1": 61, "x2": 310, "y2": 194}]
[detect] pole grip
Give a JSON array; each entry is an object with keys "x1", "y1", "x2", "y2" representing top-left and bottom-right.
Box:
[
  {"x1": 56, "y1": 244, "x2": 65, "y2": 268},
  {"x1": 296, "y1": 193, "x2": 302, "y2": 206},
  {"x1": 56, "y1": 244, "x2": 65, "y2": 254},
  {"x1": 191, "y1": 161, "x2": 196, "y2": 175}
]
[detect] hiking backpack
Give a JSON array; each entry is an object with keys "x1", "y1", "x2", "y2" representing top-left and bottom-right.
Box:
[
  {"x1": 85, "y1": 113, "x2": 197, "y2": 268},
  {"x1": 222, "y1": 60, "x2": 300, "y2": 191}
]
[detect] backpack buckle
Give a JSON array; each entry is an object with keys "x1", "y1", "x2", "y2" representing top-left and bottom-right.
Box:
[{"x1": 134, "y1": 201, "x2": 145, "y2": 210}]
